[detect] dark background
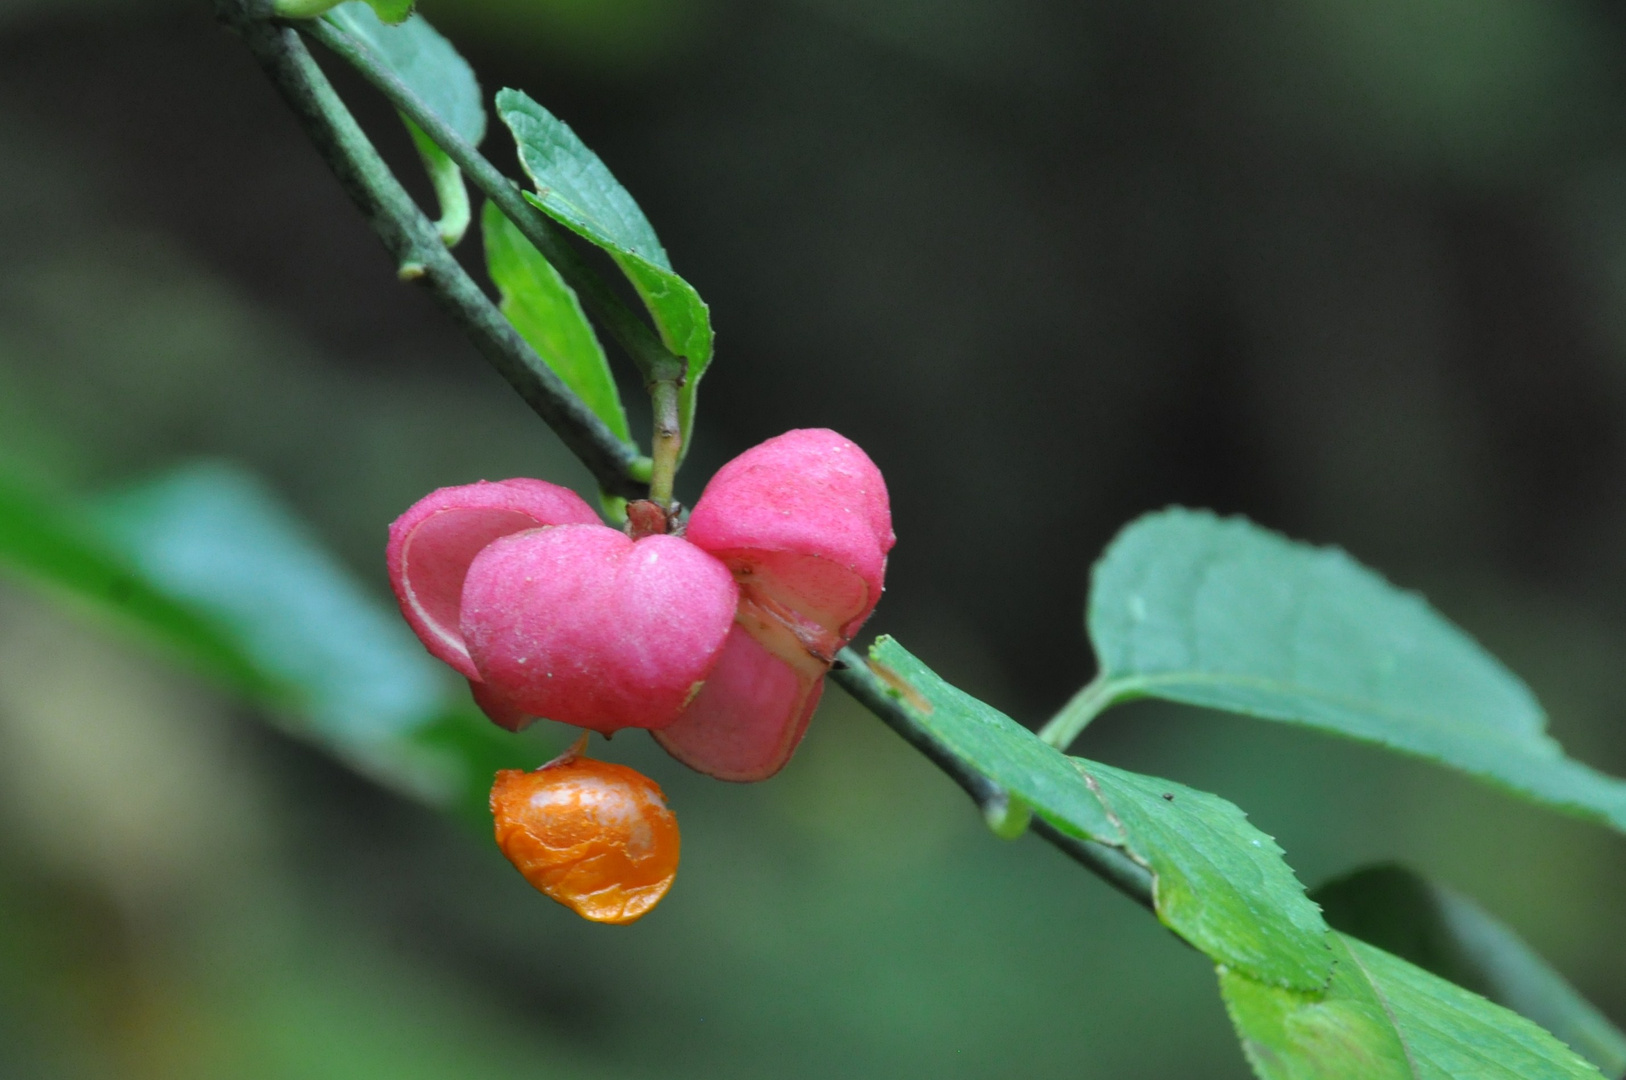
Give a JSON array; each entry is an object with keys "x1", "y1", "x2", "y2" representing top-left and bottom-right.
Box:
[{"x1": 2, "y1": 0, "x2": 1625, "y2": 1076}]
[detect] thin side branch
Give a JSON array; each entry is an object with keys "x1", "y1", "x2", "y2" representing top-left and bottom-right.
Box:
[
  {"x1": 219, "y1": 2, "x2": 647, "y2": 498},
  {"x1": 302, "y1": 16, "x2": 686, "y2": 386}
]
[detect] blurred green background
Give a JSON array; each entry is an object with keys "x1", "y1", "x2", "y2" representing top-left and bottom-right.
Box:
[{"x1": 3, "y1": 0, "x2": 1626, "y2": 1076}]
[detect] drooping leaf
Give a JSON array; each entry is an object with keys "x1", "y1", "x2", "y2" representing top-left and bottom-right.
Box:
[
  {"x1": 1086, "y1": 508, "x2": 1626, "y2": 832},
  {"x1": 1086, "y1": 761, "x2": 1333, "y2": 991},
  {"x1": 1314, "y1": 864, "x2": 1626, "y2": 1078},
  {"x1": 325, "y1": 2, "x2": 484, "y2": 240},
  {"x1": 1221, "y1": 932, "x2": 1604, "y2": 1080},
  {"x1": 496, "y1": 89, "x2": 713, "y2": 452},
  {"x1": 481, "y1": 200, "x2": 630, "y2": 442},
  {"x1": 867, "y1": 636, "x2": 1332, "y2": 990}
]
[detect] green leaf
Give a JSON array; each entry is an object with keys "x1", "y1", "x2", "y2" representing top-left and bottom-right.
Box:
[
  {"x1": 496, "y1": 89, "x2": 713, "y2": 453},
  {"x1": 1222, "y1": 932, "x2": 1605, "y2": 1079},
  {"x1": 1086, "y1": 761, "x2": 1333, "y2": 991},
  {"x1": 3, "y1": 459, "x2": 562, "y2": 812},
  {"x1": 362, "y1": 0, "x2": 413, "y2": 28},
  {"x1": 1314, "y1": 865, "x2": 1626, "y2": 1078},
  {"x1": 867, "y1": 637, "x2": 1121, "y2": 844},
  {"x1": 0, "y1": 467, "x2": 270, "y2": 698},
  {"x1": 325, "y1": 3, "x2": 484, "y2": 241},
  {"x1": 481, "y1": 200, "x2": 630, "y2": 442},
  {"x1": 867, "y1": 636, "x2": 1333, "y2": 990},
  {"x1": 1086, "y1": 508, "x2": 1626, "y2": 832},
  {"x1": 324, "y1": 4, "x2": 483, "y2": 143},
  {"x1": 93, "y1": 461, "x2": 445, "y2": 743}
]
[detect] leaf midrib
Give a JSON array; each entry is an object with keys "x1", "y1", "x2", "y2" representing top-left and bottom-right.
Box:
[{"x1": 1100, "y1": 669, "x2": 1554, "y2": 752}]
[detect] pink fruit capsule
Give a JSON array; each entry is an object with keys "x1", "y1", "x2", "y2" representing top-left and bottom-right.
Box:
[
  {"x1": 461, "y1": 524, "x2": 738, "y2": 733},
  {"x1": 660, "y1": 429, "x2": 894, "y2": 781}
]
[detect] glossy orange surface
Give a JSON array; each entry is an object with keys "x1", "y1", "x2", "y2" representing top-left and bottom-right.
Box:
[{"x1": 489, "y1": 758, "x2": 680, "y2": 924}]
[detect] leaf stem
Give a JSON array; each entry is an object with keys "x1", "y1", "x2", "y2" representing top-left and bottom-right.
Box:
[
  {"x1": 647, "y1": 377, "x2": 682, "y2": 510},
  {"x1": 301, "y1": 15, "x2": 684, "y2": 387},
  {"x1": 830, "y1": 650, "x2": 1155, "y2": 913},
  {"x1": 402, "y1": 115, "x2": 471, "y2": 246},
  {"x1": 218, "y1": 2, "x2": 647, "y2": 497},
  {"x1": 1038, "y1": 673, "x2": 1127, "y2": 751}
]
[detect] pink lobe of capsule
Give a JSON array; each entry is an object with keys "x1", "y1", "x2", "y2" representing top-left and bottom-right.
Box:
[
  {"x1": 387, "y1": 479, "x2": 600, "y2": 680},
  {"x1": 686, "y1": 428, "x2": 894, "y2": 642},
  {"x1": 653, "y1": 625, "x2": 825, "y2": 782},
  {"x1": 460, "y1": 525, "x2": 738, "y2": 733},
  {"x1": 666, "y1": 428, "x2": 892, "y2": 781}
]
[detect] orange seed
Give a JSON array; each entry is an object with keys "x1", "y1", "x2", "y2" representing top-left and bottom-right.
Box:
[{"x1": 490, "y1": 757, "x2": 680, "y2": 924}]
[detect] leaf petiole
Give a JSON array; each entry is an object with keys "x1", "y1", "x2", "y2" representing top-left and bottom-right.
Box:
[{"x1": 1037, "y1": 672, "x2": 1135, "y2": 751}]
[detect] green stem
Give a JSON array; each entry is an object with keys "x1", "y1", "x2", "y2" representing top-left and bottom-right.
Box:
[
  {"x1": 218, "y1": 5, "x2": 646, "y2": 498},
  {"x1": 302, "y1": 15, "x2": 682, "y2": 386},
  {"x1": 403, "y1": 115, "x2": 472, "y2": 247},
  {"x1": 647, "y1": 378, "x2": 682, "y2": 510},
  {"x1": 829, "y1": 650, "x2": 1155, "y2": 913},
  {"x1": 1038, "y1": 674, "x2": 1125, "y2": 751},
  {"x1": 223, "y1": 0, "x2": 1152, "y2": 918}
]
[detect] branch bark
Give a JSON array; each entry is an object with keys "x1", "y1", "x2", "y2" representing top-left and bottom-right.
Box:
[
  {"x1": 303, "y1": 15, "x2": 687, "y2": 388},
  {"x1": 218, "y1": 0, "x2": 648, "y2": 498},
  {"x1": 219, "y1": 0, "x2": 1157, "y2": 916}
]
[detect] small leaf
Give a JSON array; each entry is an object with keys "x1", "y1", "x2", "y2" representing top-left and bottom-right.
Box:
[
  {"x1": 1087, "y1": 509, "x2": 1626, "y2": 833},
  {"x1": 481, "y1": 201, "x2": 630, "y2": 442},
  {"x1": 325, "y1": 3, "x2": 483, "y2": 239},
  {"x1": 1315, "y1": 864, "x2": 1626, "y2": 1078},
  {"x1": 496, "y1": 89, "x2": 713, "y2": 453},
  {"x1": 324, "y1": 4, "x2": 482, "y2": 143},
  {"x1": 868, "y1": 637, "x2": 1333, "y2": 990},
  {"x1": 1086, "y1": 761, "x2": 1333, "y2": 991},
  {"x1": 1222, "y1": 932, "x2": 1605, "y2": 1080}
]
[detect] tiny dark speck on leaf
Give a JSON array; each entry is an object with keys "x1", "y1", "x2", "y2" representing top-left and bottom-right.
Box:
[{"x1": 1162, "y1": 793, "x2": 1174, "y2": 801}]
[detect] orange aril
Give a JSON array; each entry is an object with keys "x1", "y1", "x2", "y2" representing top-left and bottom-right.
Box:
[{"x1": 490, "y1": 756, "x2": 680, "y2": 924}]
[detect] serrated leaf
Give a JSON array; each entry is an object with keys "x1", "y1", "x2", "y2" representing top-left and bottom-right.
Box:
[
  {"x1": 1221, "y1": 932, "x2": 1604, "y2": 1079},
  {"x1": 1086, "y1": 761, "x2": 1333, "y2": 990},
  {"x1": 1315, "y1": 865, "x2": 1626, "y2": 1078},
  {"x1": 1086, "y1": 508, "x2": 1626, "y2": 832},
  {"x1": 867, "y1": 636, "x2": 1333, "y2": 990},
  {"x1": 868, "y1": 637, "x2": 1121, "y2": 844},
  {"x1": 325, "y1": 3, "x2": 483, "y2": 241},
  {"x1": 481, "y1": 200, "x2": 630, "y2": 442},
  {"x1": 496, "y1": 89, "x2": 713, "y2": 453}
]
